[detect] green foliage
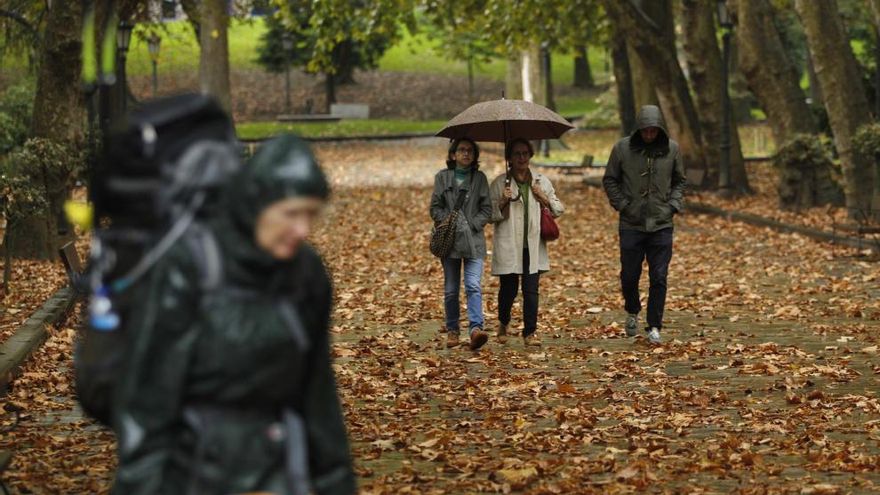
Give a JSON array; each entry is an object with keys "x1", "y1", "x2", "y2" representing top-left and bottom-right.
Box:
[
  {"x1": 853, "y1": 122, "x2": 880, "y2": 157},
  {"x1": 773, "y1": 133, "x2": 844, "y2": 208},
  {"x1": 255, "y1": 14, "x2": 297, "y2": 74},
  {"x1": 256, "y1": 7, "x2": 394, "y2": 79},
  {"x1": 774, "y1": 134, "x2": 835, "y2": 171},
  {"x1": 6, "y1": 137, "x2": 86, "y2": 190},
  {"x1": 0, "y1": 0, "x2": 43, "y2": 67},
  {"x1": 273, "y1": 0, "x2": 415, "y2": 75},
  {"x1": 0, "y1": 169, "x2": 48, "y2": 228},
  {"x1": 0, "y1": 81, "x2": 34, "y2": 153}
]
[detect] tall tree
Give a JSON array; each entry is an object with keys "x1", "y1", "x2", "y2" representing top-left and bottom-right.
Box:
[
  {"x1": 795, "y1": 0, "x2": 874, "y2": 217},
  {"x1": 609, "y1": 24, "x2": 636, "y2": 136},
  {"x1": 626, "y1": 43, "x2": 658, "y2": 109},
  {"x1": 732, "y1": 0, "x2": 816, "y2": 146},
  {"x1": 602, "y1": 0, "x2": 708, "y2": 182},
  {"x1": 198, "y1": 0, "x2": 232, "y2": 114},
  {"x1": 274, "y1": 0, "x2": 413, "y2": 112},
  {"x1": 6, "y1": 0, "x2": 85, "y2": 259},
  {"x1": 681, "y1": 0, "x2": 749, "y2": 192},
  {"x1": 573, "y1": 45, "x2": 595, "y2": 88}
]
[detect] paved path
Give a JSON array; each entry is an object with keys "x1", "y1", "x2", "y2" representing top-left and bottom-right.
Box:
[{"x1": 1, "y1": 146, "x2": 878, "y2": 493}]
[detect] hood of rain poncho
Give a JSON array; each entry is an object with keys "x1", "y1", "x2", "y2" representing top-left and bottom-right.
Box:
[
  {"x1": 629, "y1": 105, "x2": 670, "y2": 157},
  {"x1": 212, "y1": 134, "x2": 330, "y2": 291}
]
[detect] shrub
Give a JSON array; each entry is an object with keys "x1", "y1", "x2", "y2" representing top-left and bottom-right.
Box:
[
  {"x1": 773, "y1": 134, "x2": 843, "y2": 209},
  {"x1": 6, "y1": 137, "x2": 86, "y2": 190},
  {"x1": 0, "y1": 82, "x2": 34, "y2": 153}
]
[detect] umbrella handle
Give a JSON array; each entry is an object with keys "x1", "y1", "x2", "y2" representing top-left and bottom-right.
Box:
[{"x1": 504, "y1": 162, "x2": 522, "y2": 202}]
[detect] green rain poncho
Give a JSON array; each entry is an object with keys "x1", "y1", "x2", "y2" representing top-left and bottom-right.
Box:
[{"x1": 112, "y1": 135, "x2": 355, "y2": 495}]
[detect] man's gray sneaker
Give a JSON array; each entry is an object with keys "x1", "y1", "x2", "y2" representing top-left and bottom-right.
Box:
[
  {"x1": 647, "y1": 327, "x2": 661, "y2": 344},
  {"x1": 625, "y1": 313, "x2": 639, "y2": 337}
]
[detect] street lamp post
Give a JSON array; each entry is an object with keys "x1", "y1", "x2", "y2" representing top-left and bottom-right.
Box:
[
  {"x1": 148, "y1": 35, "x2": 161, "y2": 98},
  {"x1": 282, "y1": 34, "x2": 293, "y2": 114},
  {"x1": 717, "y1": 0, "x2": 733, "y2": 194},
  {"x1": 116, "y1": 21, "x2": 133, "y2": 115}
]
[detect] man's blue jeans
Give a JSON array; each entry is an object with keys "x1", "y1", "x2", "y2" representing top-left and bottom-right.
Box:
[{"x1": 442, "y1": 257, "x2": 484, "y2": 334}]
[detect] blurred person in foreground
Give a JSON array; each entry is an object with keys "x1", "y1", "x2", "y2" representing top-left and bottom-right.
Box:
[{"x1": 112, "y1": 135, "x2": 355, "y2": 495}]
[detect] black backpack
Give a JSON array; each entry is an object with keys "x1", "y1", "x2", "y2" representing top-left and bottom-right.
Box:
[{"x1": 75, "y1": 94, "x2": 239, "y2": 426}]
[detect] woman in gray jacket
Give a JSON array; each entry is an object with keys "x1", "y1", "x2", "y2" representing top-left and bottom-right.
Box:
[{"x1": 430, "y1": 138, "x2": 492, "y2": 350}]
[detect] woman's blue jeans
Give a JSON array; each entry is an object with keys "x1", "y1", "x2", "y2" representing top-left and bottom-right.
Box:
[{"x1": 441, "y1": 257, "x2": 484, "y2": 334}]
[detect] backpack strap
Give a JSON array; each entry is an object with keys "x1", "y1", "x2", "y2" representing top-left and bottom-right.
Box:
[{"x1": 183, "y1": 223, "x2": 224, "y2": 293}]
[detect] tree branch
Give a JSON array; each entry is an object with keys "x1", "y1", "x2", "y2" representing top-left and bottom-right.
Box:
[
  {"x1": 623, "y1": 0, "x2": 662, "y2": 34},
  {"x1": 0, "y1": 8, "x2": 40, "y2": 41}
]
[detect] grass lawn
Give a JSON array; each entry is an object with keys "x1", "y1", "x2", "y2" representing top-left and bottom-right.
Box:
[
  {"x1": 126, "y1": 19, "x2": 265, "y2": 77},
  {"x1": 236, "y1": 118, "x2": 448, "y2": 140}
]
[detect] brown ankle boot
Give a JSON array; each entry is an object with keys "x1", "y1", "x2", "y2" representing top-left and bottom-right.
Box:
[
  {"x1": 446, "y1": 331, "x2": 461, "y2": 348},
  {"x1": 469, "y1": 328, "x2": 489, "y2": 351},
  {"x1": 497, "y1": 323, "x2": 508, "y2": 342}
]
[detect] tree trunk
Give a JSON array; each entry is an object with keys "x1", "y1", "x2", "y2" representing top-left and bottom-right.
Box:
[
  {"x1": 467, "y1": 55, "x2": 475, "y2": 103},
  {"x1": 602, "y1": 0, "x2": 708, "y2": 182},
  {"x1": 795, "y1": 0, "x2": 874, "y2": 217},
  {"x1": 573, "y1": 45, "x2": 595, "y2": 89},
  {"x1": 521, "y1": 43, "x2": 543, "y2": 104},
  {"x1": 868, "y1": 0, "x2": 880, "y2": 218},
  {"x1": 627, "y1": 44, "x2": 658, "y2": 110},
  {"x1": 610, "y1": 26, "x2": 637, "y2": 136},
  {"x1": 505, "y1": 55, "x2": 522, "y2": 100},
  {"x1": 733, "y1": 0, "x2": 816, "y2": 147},
  {"x1": 180, "y1": 0, "x2": 201, "y2": 43},
  {"x1": 198, "y1": 0, "x2": 232, "y2": 115},
  {"x1": 805, "y1": 47, "x2": 823, "y2": 107},
  {"x1": 9, "y1": 0, "x2": 85, "y2": 260},
  {"x1": 334, "y1": 40, "x2": 356, "y2": 85},
  {"x1": 544, "y1": 47, "x2": 555, "y2": 111},
  {"x1": 681, "y1": 0, "x2": 749, "y2": 193},
  {"x1": 324, "y1": 72, "x2": 337, "y2": 114}
]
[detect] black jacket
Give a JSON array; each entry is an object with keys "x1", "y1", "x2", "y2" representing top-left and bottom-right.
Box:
[
  {"x1": 602, "y1": 105, "x2": 687, "y2": 232},
  {"x1": 112, "y1": 138, "x2": 354, "y2": 494}
]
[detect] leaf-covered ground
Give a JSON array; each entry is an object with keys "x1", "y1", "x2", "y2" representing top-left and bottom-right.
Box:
[{"x1": 1, "y1": 138, "x2": 879, "y2": 494}]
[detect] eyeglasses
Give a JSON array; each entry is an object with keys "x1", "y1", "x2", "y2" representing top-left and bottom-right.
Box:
[{"x1": 456, "y1": 148, "x2": 474, "y2": 155}]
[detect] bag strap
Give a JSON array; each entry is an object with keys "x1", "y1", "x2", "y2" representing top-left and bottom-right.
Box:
[{"x1": 184, "y1": 223, "x2": 224, "y2": 293}]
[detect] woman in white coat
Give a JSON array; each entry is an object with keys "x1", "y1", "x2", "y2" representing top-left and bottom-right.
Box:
[{"x1": 489, "y1": 138, "x2": 564, "y2": 346}]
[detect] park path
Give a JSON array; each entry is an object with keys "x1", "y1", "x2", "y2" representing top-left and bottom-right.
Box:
[{"x1": 1, "y1": 139, "x2": 878, "y2": 494}]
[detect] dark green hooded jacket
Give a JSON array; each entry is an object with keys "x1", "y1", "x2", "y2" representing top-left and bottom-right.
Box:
[
  {"x1": 602, "y1": 105, "x2": 687, "y2": 232},
  {"x1": 112, "y1": 135, "x2": 355, "y2": 495}
]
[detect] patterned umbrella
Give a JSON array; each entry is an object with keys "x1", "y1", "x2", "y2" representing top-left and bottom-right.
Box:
[{"x1": 436, "y1": 98, "x2": 574, "y2": 143}]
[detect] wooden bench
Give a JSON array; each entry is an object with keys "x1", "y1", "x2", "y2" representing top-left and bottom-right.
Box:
[
  {"x1": 533, "y1": 154, "x2": 606, "y2": 175},
  {"x1": 59, "y1": 241, "x2": 84, "y2": 288},
  {"x1": 58, "y1": 241, "x2": 90, "y2": 308}
]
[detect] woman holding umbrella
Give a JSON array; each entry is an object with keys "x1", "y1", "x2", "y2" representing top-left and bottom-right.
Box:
[
  {"x1": 489, "y1": 138, "x2": 564, "y2": 346},
  {"x1": 430, "y1": 138, "x2": 493, "y2": 350}
]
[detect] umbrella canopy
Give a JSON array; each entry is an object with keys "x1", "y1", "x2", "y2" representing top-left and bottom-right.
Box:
[{"x1": 436, "y1": 99, "x2": 574, "y2": 142}]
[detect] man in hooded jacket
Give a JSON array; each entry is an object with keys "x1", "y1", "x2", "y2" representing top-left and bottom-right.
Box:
[
  {"x1": 111, "y1": 135, "x2": 355, "y2": 494},
  {"x1": 602, "y1": 105, "x2": 686, "y2": 344}
]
